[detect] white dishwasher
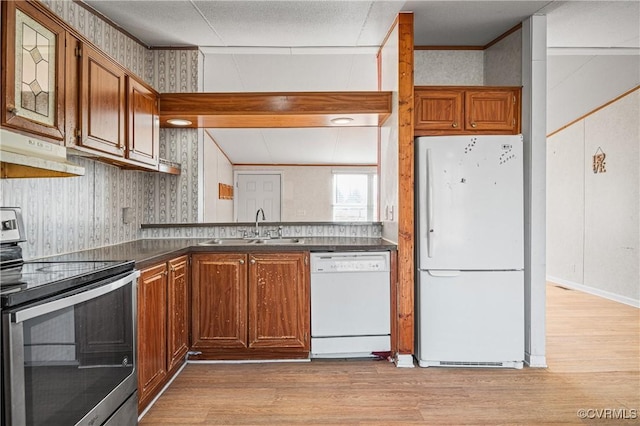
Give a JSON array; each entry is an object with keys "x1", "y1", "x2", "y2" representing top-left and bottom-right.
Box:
[{"x1": 310, "y1": 251, "x2": 391, "y2": 358}]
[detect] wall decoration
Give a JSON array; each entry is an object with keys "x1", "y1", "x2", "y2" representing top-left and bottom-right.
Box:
[
  {"x1": 219, "y1": 183, "x2": 234, "y2": 200},
  {"x1": 592, "y1": 147, "x2": 607, "y2": 174}
]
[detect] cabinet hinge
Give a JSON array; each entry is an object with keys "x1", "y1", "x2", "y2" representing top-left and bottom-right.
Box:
[
  {"x1": 304, "y1": 256, "x2": 308, "y2": 266},
  {"x1": 513, "y1": 95, "x2": 516, "y2": 104},
  {"x1": 513, "y1": 118, "x2": 516, "y2": 125},
  {"x1": 74, "y1": 45, "x2": 82, "y2": 57}
]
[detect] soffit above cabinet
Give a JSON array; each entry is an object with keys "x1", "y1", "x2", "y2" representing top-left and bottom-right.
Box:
[{"x1": 159, "y1": 92, "x2": 392, "y2": 128}]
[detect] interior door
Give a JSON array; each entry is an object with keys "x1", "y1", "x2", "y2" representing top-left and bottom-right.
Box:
[{"x1": 236, "y1": 173, "x2": 282, "y2": 222}]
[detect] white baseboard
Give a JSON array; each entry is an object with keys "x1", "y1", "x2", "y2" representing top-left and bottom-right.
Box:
[
  {"x1": 525, "y1": 352, "x2": 547, "y2": 368},
  {"x1": 187, "y1": 358, "x2": 311, "y2": 364},
  {"x1": 394, "y1": 354, "x2": 415, "y2": 368},
  {"x1": 547, "y1": 276, "x2": 640, "y2": 308}
]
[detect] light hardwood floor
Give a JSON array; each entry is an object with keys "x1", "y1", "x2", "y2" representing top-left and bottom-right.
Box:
[{"x1": 140, "y1": 284, "x2": 639, "y2": 425}]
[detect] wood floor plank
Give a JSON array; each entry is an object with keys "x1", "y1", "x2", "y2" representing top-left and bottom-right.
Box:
[{"x1": 140, "y1": 283, "x2": 639, "y2": 425}]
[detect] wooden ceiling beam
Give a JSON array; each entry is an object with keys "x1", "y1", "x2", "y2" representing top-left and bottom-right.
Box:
[{"x1": 159, "y1": 91, "x2": 392, "y2": 128}]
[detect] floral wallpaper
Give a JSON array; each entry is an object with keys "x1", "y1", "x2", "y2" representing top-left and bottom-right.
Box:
[{"x1": 145, "y1": 50, "x2": 200, "y2": 224}]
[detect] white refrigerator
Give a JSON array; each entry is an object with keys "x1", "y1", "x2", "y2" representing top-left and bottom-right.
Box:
[{"x1": 415, "y1": 135, "x2": 525, "y2": 368}]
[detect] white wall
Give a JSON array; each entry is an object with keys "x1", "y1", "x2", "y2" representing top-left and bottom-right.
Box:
[
  {"x1": 379, "y1": 25, "x2": 399, "y2": 243},
  {"x1": 547, "y1": 55, "x2": 640, "y2": 135},
  {"x1": 547, "y1": 89, "x2": 640, "y2": 307},
  {"x1": 232, "y1": 165, "x2": 377, "y2": 222},
  {"x1": 203, "y1": 133, "x2": 233, "y2": 222}
]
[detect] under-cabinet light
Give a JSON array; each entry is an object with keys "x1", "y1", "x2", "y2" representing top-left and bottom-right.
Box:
[
  {"x1": 330, "y1": 117, "x2": 354, "y2": 125},
  {"x1": 166, "y1": 118, "x2": 193, "y2": 126}
]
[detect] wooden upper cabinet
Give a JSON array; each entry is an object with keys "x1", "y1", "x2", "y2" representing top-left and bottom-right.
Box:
[
  {"x1": 78, "y1": 43, "x2": 127, "y2": 157},
  {"x1": 137, "y1": 262, "x2": 168, "y2": 411},
  {"x1": 465, "y1": 89, "x2": 518, "y2": 132},
  {"x1": 414, "y1": 89, "x2": 463, "y2": 131},
  {"x1": 127, "y1": 78, "x2": 160, "y2": 166},
  {"x1": 192, "y1": 253, "x2": 248, "y2": 350},
  {"x1": 248, "y1": 252, "x2": 309, "y2": 350},
  {"x1": 167, "y1": 255, "x2": 190, "y2": 374},
  {"x1": 1, "y1": 0, "x2": 66, "y2": 142},
  {"x1": 414, "y1": 86, "x2": 521, "y2": 136}
]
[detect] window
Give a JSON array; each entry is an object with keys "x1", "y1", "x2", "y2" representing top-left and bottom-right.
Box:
[{"x1": 332, "y1": 173, "x2": 377, "y2": 221}]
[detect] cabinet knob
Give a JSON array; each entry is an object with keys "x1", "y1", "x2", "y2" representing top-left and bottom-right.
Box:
[
  {"x1": 7, "y1": 104, "x2": 18, "y2": 114},
  {"x1": 250, "y1": 259, "x2": 256, "y2": 264},
  {"x1": 470, "y1": 122, "x2": 477, "y2": 128},
  {"x1": 451, "y1": 122, "x2": 458, "y2": 128},
  {"x1": 239, "y1": 259, "x2": 245, "y2": 265}
]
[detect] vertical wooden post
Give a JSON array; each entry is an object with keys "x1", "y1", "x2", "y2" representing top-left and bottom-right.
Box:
[{"x1": 396, "y1": 13, "x2": 415, "y2": 357}]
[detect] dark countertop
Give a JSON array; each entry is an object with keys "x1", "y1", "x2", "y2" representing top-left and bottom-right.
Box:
[{"x1": 37, "y1": 237, "x2": 397, "y2": 269}]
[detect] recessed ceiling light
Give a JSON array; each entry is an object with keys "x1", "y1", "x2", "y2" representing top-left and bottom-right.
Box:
[
  {"x1": 166, "y1": 118, "x2": 193, "y2": 126},
  {"x1": 330, "y1": 117, "x2": 354, "y2": 125}
]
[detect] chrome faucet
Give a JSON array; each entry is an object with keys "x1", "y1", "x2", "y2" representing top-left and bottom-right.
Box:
[{"x1": 255, "y1": 208, "x2": 266, "y2": 237}]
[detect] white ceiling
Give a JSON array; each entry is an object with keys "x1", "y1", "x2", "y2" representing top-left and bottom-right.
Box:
[{"x1": 83, "y1": 0, "x2": 640, "y2": 163}]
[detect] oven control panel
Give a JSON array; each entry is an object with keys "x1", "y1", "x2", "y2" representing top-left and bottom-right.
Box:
[{"x1": 0, "y1": 208, "x2": 25, "y2": 243}]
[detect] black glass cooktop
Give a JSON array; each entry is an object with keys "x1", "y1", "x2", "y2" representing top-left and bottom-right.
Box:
[{"x1": 1, "y1": 260, "x2": 135, "y2": 308}]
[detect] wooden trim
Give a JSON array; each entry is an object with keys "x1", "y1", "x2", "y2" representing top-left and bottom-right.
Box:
[
  {"x1": 379, "y1": 15, "x2": 400, "y2": 57},
  {"x1": 71, "y1": 0, "x2": 152, "y2": 49},
  {"x1": 204, "y1": 130, "x2": 234, "y2": 165},
  {"x1": 414, "y1": 45, "x2": 484, "y2": 50},
  {"x1": 233, "y1": 163, "x2": 378, "y2": 167},
  {"x1": 483, "y1": 23, "x2": 523, "y2": 49},
  {"x1": 415, "y1": 85, "x2": 522, "y2": 91},
  {"x1": 547, "y1": 86, "x2": 640, "y2": 138},
  {"x1": 414, "y1": 22, "x2": 523, "y2": 51},
  {"x1": 396, "y1": 12, "x2": 415, "y2": 356}
]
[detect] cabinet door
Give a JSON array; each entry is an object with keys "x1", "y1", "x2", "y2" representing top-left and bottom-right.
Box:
[
  {"x1": 248, "y1": 252, "x2": 309, "y2": 350},
  {"x1": 1, "y1": 0, "x2": 66, "y2": 142},
  {"x1": 78, "y1": 43, "x2": 126, "y2": 156},
  {"x1": 465, "y1": 89, "x2": 518, "y2": 132},
  {"x1": 192, "y1": 253, "x2": 248, "y2": 349},
  {"x1": 137, "y1": 263, "x2": 168, "y2": 409},
  {"x1": 167, "y1": 255, "x2": 190, "y2": 373},
  {"x1": 414, "y1": 88, "x2": 464, "y2": 131},
  {"x1": 127, "y1": 77, "x2": 159, "y2": 167}
]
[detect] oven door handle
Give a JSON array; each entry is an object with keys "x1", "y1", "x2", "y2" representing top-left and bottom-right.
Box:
[{"x1": 12, "y1": 270, "x2": 140, "y2": 323}]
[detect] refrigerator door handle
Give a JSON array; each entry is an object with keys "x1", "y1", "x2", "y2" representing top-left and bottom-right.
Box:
[
  {"x1": 426, "y1": 148, "x2": 434, "y2": 258},
  {"x1": 427, "y1": 270, "x2": 461, "y2": 277}
]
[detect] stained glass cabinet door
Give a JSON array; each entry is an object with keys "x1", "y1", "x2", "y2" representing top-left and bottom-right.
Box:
[{"x1": 1, "y1": 0, "x2": 66, "y2": 142}]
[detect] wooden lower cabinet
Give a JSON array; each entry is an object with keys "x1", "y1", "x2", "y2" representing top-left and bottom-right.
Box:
[
  {"x1": 137, "y1": 255, "x2": 190, "y2": 413},
  {"x1": 137, "y1": 263, "x2": 167, "y2": 412},
  {"x1": 167, "y1": 256, "x2": 190, "y2": 373},
  {"x1": 191, "y1": 252, "x2": 309, "y2": 359}
]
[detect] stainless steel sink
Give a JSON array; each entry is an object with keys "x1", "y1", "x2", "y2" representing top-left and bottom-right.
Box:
[
  {"x1": 252, "y1": 238, "x2": 304, "y2": 244},
  {"x1": 198, "y1": 238, "x2": 253, "y2": 246},
  {"x1": 198, "y1": 237, "x2": 304, "y2": 246}
]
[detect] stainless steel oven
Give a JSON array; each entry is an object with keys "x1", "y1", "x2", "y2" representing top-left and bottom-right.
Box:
[{"x1": 1, "y1": 208, "x2": 139, "y2": 426}]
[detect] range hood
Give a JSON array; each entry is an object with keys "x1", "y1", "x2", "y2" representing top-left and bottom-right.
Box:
[{"x1": 0, "y1": 129, "x2": 85, "y2": 178}]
